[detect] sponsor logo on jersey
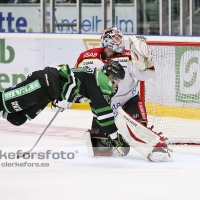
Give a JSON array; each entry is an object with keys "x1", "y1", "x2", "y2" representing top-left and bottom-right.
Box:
[
  {"x1": 11, "y1": 101, "x2": 22, "y2": 111},
  {"x1": 117, "y1": 58, "x2": 128, "y2": 62},
  {"x1": 137, "y1": 101, "x2": 147, "y2": 120},
  {"x1": 103, "y1": 95, "x2": 111, "y2": 104},
  {"x1": 132, "y1": 87, "x2": 137, "y2": 95},
  {"x1": 124, "y1": 51, "x2": 131, "y2": 56},
  {"x1": 112, "y1": 103, "x2": 121, "y2": 111},
  {"x1": 83, "y1": 61, "x2": 93, "y2": 65},
  {"x1": 83, "y1": 52, "x2": 98, "y2": 58},
  {"x1": 86, "y1": 67, "x2": 94, "y2": 74},
  {"x1": 112, "y1": 103, "x2": 121, "y2": 117},
  {"x1": 132, "y1": 113, "x2": 140, "y2": 118},
  {"x1": 45, "y1": 74, "x2": 49, "y2": 86},
  {"x1": 73, "y1": 93, "x2": 82, "y2": 103},
  {"x1": 3, "y1": 80, "x2": 41, "y2": 101}
]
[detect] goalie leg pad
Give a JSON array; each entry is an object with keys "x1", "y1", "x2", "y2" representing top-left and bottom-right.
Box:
[{"x1": 115, "y1": 106, "x2": 172, "y2": 161}]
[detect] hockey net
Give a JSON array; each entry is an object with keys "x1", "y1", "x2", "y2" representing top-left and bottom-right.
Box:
[{"x1": 141, "y1": 38, "x2": 200, "y2": 145}]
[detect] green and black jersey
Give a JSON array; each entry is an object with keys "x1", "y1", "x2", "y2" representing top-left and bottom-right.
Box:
[{"x1": 59, "y1": 65, "x2": 117, "y2": 136}]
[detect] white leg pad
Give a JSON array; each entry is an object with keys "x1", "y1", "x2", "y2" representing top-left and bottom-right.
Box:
[{"x1": 115, "y1": 106, "x2": 172, "y2": 161}]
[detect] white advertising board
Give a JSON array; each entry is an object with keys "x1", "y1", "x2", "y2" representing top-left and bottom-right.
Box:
[
  {"x1": 0, "y1": 34, "x2": 104, "y2": 90},
  {"x1": 1, "y1": 33, "x2": 200, "y2": 109}
]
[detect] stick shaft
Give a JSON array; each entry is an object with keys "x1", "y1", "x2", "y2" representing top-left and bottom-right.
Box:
[
  {"x1": 30, "y1": 107, "x2": 63, "y2": 150},
  {"x1": 18, "y1": 107, "x2": 63, "y2": 158}
]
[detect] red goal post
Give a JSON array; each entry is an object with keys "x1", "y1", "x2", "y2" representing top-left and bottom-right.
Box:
[{"x1": 140, "y1": 36, "x2": 200, "y2": 144}]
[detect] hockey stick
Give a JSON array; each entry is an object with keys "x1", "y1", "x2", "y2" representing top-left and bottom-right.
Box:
[{"x1": 17, "y1": 106, "x2": 64, "y2": 159}]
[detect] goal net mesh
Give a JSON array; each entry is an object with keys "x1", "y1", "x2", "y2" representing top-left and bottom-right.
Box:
[{"x1": 144, "y1": 43, "x2": 200, "y2": 144}]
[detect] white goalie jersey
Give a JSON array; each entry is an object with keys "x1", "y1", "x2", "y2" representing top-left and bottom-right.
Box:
[{"x1": 75, "y1": 37, "x2": 155, "y2": 114}]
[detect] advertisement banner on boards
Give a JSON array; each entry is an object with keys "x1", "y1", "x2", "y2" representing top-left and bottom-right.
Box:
[
  {"x1": 0, "y1": 35, "x2": 104, "y2": 90},
  {"x1": 0, "y1": 5, "x2": 135, "y2": 34},
  {"x1": 1, "y1": 34, "x2": 200, "y2": 108}
]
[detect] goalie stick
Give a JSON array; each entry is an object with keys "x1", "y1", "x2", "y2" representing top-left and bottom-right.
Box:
[{"x1": 17, "y1": 106, "x2": 64, "y2": 159}]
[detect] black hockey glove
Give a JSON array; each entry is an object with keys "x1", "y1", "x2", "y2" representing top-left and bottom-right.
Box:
[{"x1": 107, "y1": 133, "x2": 130, "y2": 156}]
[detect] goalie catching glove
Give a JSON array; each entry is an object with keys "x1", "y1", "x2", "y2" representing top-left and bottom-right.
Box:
[
  {"x1": 107, "y1": 133, "x2": 130, "y2": 156},
  {"x1": 129, "y1": 35, "x2": 154, "y2": 71}
]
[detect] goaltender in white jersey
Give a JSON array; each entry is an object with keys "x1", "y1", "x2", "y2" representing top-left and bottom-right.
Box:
[
  {"x1": 75, "y1": 37, "x2": 154, "y2": 115},
  {"x1": 75, "y1": 27, "x2": 173, "y2": 162}
]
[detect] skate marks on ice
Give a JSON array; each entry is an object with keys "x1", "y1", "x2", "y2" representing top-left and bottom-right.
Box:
[{"x1": 0, "y1": 119, "x2": 85, "y2": 141}]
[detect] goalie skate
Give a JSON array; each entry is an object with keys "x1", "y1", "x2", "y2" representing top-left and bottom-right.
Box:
[
  {"x1": 148, "y1": 151, "x2": 172, "y2": 162},
  {"x1": 115, "y1": 106, "x2": 173, "y2": 162}
]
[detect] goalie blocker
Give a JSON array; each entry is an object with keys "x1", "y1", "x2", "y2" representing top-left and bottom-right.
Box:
[{"x1": 115, "y1": 106, "x2": 173, "y2": 162}]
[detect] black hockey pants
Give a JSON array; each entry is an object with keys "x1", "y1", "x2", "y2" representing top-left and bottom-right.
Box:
[{"x1": 1, "y1": 67, "x2": 60, "y2": 123}]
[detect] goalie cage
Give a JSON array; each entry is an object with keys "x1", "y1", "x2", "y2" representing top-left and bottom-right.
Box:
[{"x1": 139, "y1": 36, "x2": 200, "y2": 145}]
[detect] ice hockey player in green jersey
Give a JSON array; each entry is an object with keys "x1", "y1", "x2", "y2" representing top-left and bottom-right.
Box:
[{"x1": 0, "y1": 60, "x2": 127, "y2": 156}]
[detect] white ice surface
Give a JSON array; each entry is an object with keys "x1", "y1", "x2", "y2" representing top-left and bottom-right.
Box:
[{"x1": 0, "y1": 108, "x2": 200, "y2": 200}]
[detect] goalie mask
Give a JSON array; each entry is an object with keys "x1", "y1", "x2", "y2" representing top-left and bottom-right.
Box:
[
  {"x1": 101, "y1": 27, "x2": 125, "y2": 54},
  {"x1": 102, "y1": 60, "x2": 125, "y2": 84}
]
